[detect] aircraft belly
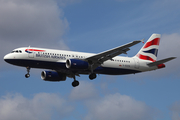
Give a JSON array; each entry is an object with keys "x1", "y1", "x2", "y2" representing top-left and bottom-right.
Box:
[
  {"x1": 5, "y1": 59, "x2": 141, "y2": 75},
  {"x1": 94, "y1": 67, "x2": 141, "y2": 75}
]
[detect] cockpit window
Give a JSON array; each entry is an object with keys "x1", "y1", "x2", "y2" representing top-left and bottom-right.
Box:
[{"x1": 11, "y1": 50, "x2": 22, "y2": 53}]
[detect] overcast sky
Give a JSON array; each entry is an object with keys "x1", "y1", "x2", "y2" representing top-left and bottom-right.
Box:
[{"x1": 0, "y1": 0, "x2": 180, "y2": 120}]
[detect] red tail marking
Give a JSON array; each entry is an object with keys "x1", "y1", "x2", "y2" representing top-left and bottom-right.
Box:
[
  {"x1": 143, "y1": 38, "x2": 160, "y2": 49},
  {"x1": 137, "y1": 54, "x2": 156, "y2": 62},
  {"x1": 157, "y1": 64, "x2": 165, "y2": 69}
]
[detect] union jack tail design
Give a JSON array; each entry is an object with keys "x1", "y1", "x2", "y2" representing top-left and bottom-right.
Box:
[{"x1": 135, "y1": 34, "x2": 161, "y2": 62}]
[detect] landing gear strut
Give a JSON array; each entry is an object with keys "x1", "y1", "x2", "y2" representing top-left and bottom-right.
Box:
[
  {"x1": 25, "y1": 67, "x2": 30, "y2": 78},
  {"x1": 89, "y1": 73, "x2": 97, "y2": 80},
  {"x1": 72, "y1": 76, "x2": 79, "y2": 87}
]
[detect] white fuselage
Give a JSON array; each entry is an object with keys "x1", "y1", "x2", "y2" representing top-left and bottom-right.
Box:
[{"x1": 4, "y1": 47, "x2": 158, "y2": 75}]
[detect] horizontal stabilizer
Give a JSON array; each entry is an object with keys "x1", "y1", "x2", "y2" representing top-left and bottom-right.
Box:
[{"x1": 147, "y1": 57, "x2": 176, "y2": 67}]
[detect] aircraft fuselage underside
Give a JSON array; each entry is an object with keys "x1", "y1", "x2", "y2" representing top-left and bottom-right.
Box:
[{"x1": 5, "y1": 59, "x2": 141, "y2": 75}]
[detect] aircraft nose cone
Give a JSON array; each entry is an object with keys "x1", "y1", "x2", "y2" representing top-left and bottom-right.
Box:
[
  {"x1": 4, "y1": 54, "x2": 20, "y2": 66},
  {"x1": 4, "y1": 54, "x2": 8, "y2": 62},
  {"x1": 4, "y1": 54, "x2": 11, "y2": 63}
]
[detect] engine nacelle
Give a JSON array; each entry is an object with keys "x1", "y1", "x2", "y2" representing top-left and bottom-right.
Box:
[
  {"x1": 41, "y1": 71, "x2": 66, "y2": 81},
  {"x1": 66, "y1": 59, "x2": 89, "y2": 69}
]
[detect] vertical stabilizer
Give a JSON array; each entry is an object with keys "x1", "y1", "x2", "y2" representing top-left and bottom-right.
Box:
[{"x1": 135, "y1": 34, "x2": 161, "y2": 62}]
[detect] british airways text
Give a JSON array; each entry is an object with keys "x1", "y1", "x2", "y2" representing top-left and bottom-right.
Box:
[{"x1": 36, "y1": 54, "x2": 66, "y2": 60}]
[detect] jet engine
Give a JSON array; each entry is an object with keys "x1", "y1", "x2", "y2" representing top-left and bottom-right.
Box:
[
  {"x1": 66, "y1": 59, "x2": 89, "y2": 69},
  {"x1": 41, "y1": 71, "x2": 66, "y2": 81}
]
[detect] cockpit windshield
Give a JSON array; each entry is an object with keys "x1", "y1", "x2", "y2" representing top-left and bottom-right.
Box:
[{"x1": 11, "y1": 50, "x2": 22, "y2": 53}]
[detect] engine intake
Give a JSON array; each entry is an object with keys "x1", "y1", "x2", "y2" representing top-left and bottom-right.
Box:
[
  {"x1": 66, "y1": 59, "x2": 89, "y2": 69},
  {"x1": 41, "y1": 71, "x2": 66, "y2": 81}
]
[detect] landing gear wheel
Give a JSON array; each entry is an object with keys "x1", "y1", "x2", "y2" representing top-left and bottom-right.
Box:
[
  {"x1": 89, "y1": 73, "x2": 97, "y2": 80},
  {"x1": 72, "y1": 80, "x2": 79, "y2": 87},
  {"x1": 25, "y1": 74, "x2": 30, "y2": 78}
]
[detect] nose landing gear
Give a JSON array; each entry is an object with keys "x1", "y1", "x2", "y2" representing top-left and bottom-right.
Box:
[
  {"x1": 25, "y1": 67, "x2": 30, "y2": 78},
  {"x1": 25, "y1": 74, "x2": 30, "y2": 78}
]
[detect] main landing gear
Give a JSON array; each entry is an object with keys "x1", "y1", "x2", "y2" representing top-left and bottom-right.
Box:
[
  {"x1": 71, "y1": 73, "x2": 97, "y2": 87},
  {"x1": 89, "y1": 64, "x2": 97, "y2": 80},
  {"x1": 72, "y1": 76, "x2": 79, "y2": 87},
  {"x1": 89, "y1": 73, "x2": 97, "y2": 80},
  {"x1": 72, "y1": 80, "x2": 79, "y2": 87},
  {"x1": 25, "y1": 67, "x2": 30, "y2": 78}
]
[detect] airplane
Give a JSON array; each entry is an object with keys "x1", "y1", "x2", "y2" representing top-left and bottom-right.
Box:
[{"x1": 4, "y1": 34, "x2": 176, "y2": 87}]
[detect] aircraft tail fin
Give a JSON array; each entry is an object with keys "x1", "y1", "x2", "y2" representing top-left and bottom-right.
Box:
[{"x1": 135, "y1": 34, "x2": 161, "y2": 62}]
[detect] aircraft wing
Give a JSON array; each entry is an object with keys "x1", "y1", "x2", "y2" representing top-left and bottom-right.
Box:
[{"x1": 85, "y1": 39, "x2": 144, "y2": 70}]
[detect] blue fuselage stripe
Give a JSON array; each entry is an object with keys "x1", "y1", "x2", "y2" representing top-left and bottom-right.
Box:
[{"x1": 4, "y1": 59, "x2": 141, "y2": 75}]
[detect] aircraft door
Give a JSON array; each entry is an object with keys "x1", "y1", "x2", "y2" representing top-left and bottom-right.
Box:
[
  {"x1": 133, "y1": 58, "x2": 139, "y2": 69},
  {"x1": 28, "y1": 48, "x2": 34, "y2": 58}
]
